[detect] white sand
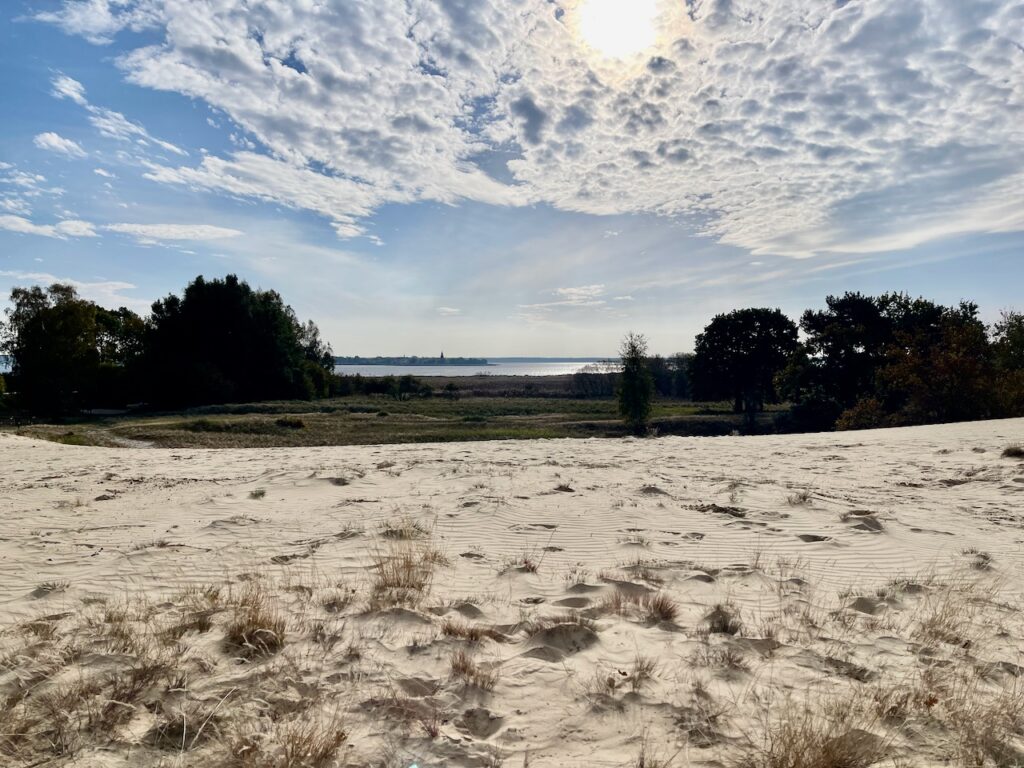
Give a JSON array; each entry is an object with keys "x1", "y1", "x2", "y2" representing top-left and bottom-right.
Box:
[{"x1": 2, "y1": 419, "x2": 1023, "y2": 766}]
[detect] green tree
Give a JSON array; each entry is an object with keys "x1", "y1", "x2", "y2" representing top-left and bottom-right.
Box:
[
  {"x1": 1, "y1": 284, "x2": 147, "y2": 414},
  {"x1": 799, "y1": 292, "x2": 892, "y2": 409},
  {"x1": 2, "y1": 284, "x2": 100, "y2": 414},
  {"x1": 668, "y1": 353, "x2": 692, "y2": 399},
  {"x1": 991, "y1": 311, "x2": 1024, "y2": 416},
  {"x1": 870, "y1": 304, "x2": 994, "y2": 426},
  {"x1": 691, "y1": 308, "x2": 798, "y2": 415},
  {"x1": 142, "y1": 275, "x2": 333, "y2": 407},
  {"x1": 993, "y1": 311, "x2": 1024, "y2": 372},
  {"x1": 617, "y1": 332, "x2": 653, "y2": 434}
]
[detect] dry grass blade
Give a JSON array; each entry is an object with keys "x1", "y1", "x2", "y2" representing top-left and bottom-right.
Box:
[
  {"x1": 278, "y1": 713, "x2": 348, "y2": 768},
  {"x1": 642, "y1": 593, "x2": 678, "y2": 623},
  {"x1": 739, "y1": 702, "x2": 886, "y2": 768},
  {"x1": 223, "y1": 583, "x2": 286, "y2": 659},
  {"x1": 450, "y1": 648, "x2": 498, "y2": 691},
  {"x1": 441, "y1": 618, "x2": 506, "y2": 643},
  {"x1": 1002, "y1": 443, "x2": 1024, "y2": 459}
]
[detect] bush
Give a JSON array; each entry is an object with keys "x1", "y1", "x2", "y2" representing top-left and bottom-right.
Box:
[
  {"x1": 836, "y1": 398, "x2": 892, "y2": 431},
  {"x1": 775, "y1": 396, "x2": 843, "y2": 433}
]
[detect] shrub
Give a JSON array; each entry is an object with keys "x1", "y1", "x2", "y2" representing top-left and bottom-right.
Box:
[{"x1": 835, "y1": 398, "x2": 891, "y2": 431}]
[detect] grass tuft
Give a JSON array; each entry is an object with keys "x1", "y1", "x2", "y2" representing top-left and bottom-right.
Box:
[{"x1": 223, "y1": 583, "x2": 286, "y2": 659}]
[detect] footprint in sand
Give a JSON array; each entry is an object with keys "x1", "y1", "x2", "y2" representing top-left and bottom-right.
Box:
[
  {"x1": 456, "y1": 707, "x2": 505, "y2": 739},
  {"x1": 524, "y1": 623, "x2": 598, "y2": 661}
]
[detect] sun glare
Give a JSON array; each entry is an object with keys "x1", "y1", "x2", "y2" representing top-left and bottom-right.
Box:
[{"x1": 578, "y1": 0, "x2": 660, "y2": 60}]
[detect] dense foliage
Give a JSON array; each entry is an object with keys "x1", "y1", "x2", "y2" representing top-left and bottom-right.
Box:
[
  {"x1": 142, "y1": 275, "x2": 333, "y2": 407},
  {"x1": 617, "y1": 332, "x2": 654, "y2": 434},
  {"x1": 691, "y1": 308, "x2": 798, "y2": 416},
  {"x1": 1, "y1": 276, "x2": 334, "y2": 414},
  {"x1": 1, "y1": 285, "x2": 145, "y2": 415},
  {"x1": 778, "y1": 294, "x2": 1024, "y2": 431}
]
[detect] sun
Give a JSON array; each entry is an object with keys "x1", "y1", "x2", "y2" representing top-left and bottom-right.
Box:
[{"x1": 577, "y1": 0, "x2": 660, "y2": 60}]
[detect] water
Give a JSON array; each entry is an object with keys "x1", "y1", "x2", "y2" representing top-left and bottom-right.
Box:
[
  {"x1": 333, "y1": 359, "x2": 617, "y2": 377},
  {"x1": 0, "y1": 357, "x2": 617, "y2": 378}
]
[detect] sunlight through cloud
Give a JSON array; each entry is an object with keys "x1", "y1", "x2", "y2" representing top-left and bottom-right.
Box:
[{"x1": 577, "y1": 0, "x2": 659, "y2": 59}]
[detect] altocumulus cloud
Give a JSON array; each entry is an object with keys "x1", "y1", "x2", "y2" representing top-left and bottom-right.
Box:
[{"x1": 35, "y1": 0, "x2": 1024, "y2": 258}]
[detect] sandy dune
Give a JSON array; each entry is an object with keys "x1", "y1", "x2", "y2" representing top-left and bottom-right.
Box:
[{"x1": 2, "y1": 419, "x2": 1024, "y2": 767}]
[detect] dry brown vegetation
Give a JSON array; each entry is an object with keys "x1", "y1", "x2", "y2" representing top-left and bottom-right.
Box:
[
  {"x1": 1002, "y1": 443, "x2": 1024, "y2": 458},
  {"x1": 223, "y1": 582, "x2": 287, "y2": 658},
  {"x1": 450, "y1": 648, "x2": 499, "y2": 691},
  {"x1": 3, "y1": 561, "x2": 1024, "y2": 768},
  {"x1": 4, "y1": 488, "x2": 1024, "y2": 768}
]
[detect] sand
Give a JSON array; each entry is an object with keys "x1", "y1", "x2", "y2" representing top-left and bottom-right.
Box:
[{"x1": 2, "y1": 418, "x2": 1023, "y2": 767}]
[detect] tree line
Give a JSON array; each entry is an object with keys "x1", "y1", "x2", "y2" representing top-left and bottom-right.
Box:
[
  {"x1": 2, "y1": 275, "x2": 1022, "y2": 434},
  {"x1": 0, "y1": 275, "x2": 336, "y2": 416},
  {"x1": 617, "y1": 295, "x2": 1024, "y2": 433},
  {"x1": 0, "y1": 275, "x2": 471, "y2": 417}
]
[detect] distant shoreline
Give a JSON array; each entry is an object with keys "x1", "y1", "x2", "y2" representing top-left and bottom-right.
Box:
[
  {"x1": 334, "y1": 356, "x2": 488, "y2": 366},
  {"x1": 332, "y1": 356, "x2": 614, "y2": 368}
]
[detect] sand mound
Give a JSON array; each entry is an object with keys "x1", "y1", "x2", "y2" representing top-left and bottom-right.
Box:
[{"x1": 2, "y1": 418, "x2": 1024, "y2": 766}]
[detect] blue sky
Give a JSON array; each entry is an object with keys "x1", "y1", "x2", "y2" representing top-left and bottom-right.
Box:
[{"x1": 1, "y1": 0, "x2": 1022, "y2": 356}]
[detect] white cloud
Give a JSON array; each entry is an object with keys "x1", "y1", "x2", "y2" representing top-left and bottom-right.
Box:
[
  {"x1": 36, "y1": 0, "x2": 1024, "y2": 257},
  {"x1": 51, "y1": 73, "x2": 88, "y2": 105},
  {"x1": 33, "y1": 0, "x2": 160, "y2": 45},
  {"x1": 56, "y1": 219, "x2": 99, "y2": 237},
  {"x1": 0, "y1": 215, "x2": 97, "y2": 239},
  {"x1": 104, "y1": 223, "x2": 243, "y2": 241},
  {"x1": 50, "y1": 74, "x2": 187, "y2": 156},
  {"x1": 437, "y1": 306, "x2": 462, "y2": 316},
  {"x1": 0, "y1": 198, "x2": 32, "y2": 216},
  {"x1": 94, "y1": 168, "x2": 115, "y2": 178},
  {"x1": 0, "y1": 270, "x2": 146, "y2": 310},
  {"x1": 33, "y1": 132, "x2": 86, "y2": 158},
  {"x1": 522, "y1": 284, "x2": 608, "y2": 310},
  {"x1": 0, "y1": 165, "x2": 67, "y2": 219}
]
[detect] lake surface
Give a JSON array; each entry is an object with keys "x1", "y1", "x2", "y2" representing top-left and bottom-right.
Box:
[
  {"x1": 0, "y1": 357, "x2": 618, "y2": 378},
  {"x1": 334, "y1": 359, "x2": 617, "y2": 377}
]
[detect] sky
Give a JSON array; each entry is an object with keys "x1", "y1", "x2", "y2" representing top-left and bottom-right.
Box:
[{"x1": 0, "y1": 0, "x2": 1022, "y2": 356}]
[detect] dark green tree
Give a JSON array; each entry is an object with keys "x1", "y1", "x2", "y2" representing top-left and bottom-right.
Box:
[
  {"x1": 991, "y1": 311, "x2": 1024, "y2": 416},
  {"x1": 141, "y1": 275, "x2": 333, "y2": 407},
  {"x1": 617, "y1": 332, "x2": 653, "y2": 434},
  {"x1": 799, "y1": 292, "x2": 892, "y2": 409},
  {"x1": 993, "y1": 311, "x2": 1024, "y2": 372},
  {"x1": 691, "y1": 308, "x2": 798, "y2": 415},
  {"x1": 859, "y1": 302, "x2": 994, "y2": 427},
  {"x1": 2, "y1": 284, "x2": 99, "y2": 414}
]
